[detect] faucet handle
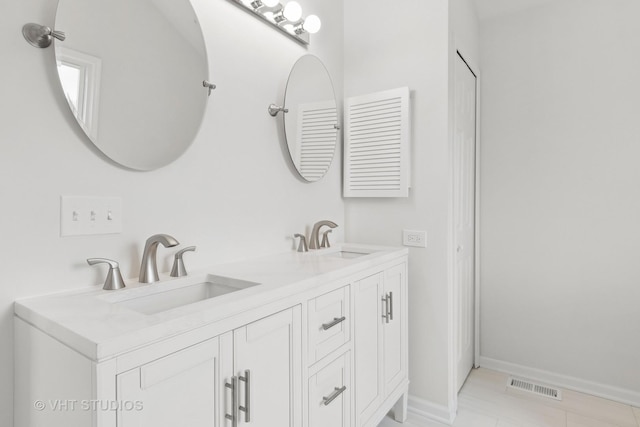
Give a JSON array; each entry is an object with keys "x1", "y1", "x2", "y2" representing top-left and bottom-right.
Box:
[
  {"x1": 170, "y1": 246, "x2": 196, "y2": 277},
  {"x1": 87, "y1": 258, "x2": 126, "y2": 290},
  {"x1": 294, "y1": 234, "x2": 308, "y2": 252},
  {"x1": 320, "y1": 229, "x2": 333, "y2": 248}
]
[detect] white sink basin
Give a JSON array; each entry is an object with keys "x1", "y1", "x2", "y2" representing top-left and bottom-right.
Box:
[
  {"x1": 323, "y1": 250, "x2": 371, "y2": 259},
  {"x1": 114, "y1": 275, "x2": 259, "y2": 315}
]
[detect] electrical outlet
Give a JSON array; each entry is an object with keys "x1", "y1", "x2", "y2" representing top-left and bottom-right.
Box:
[
  {"x1": 60, "y1": 196, "x2": 123, "y2": 236},
  {"x1": 402, "y1": 229, "x2": 427, "y2": 248}
]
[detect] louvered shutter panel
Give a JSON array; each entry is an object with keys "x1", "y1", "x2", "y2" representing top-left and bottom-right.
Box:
[
  {"x1": 295, "y1": 100, "x2": 338, "y2": 181},
  {"x1": 344, "y1": 87, "x2": 410, "y2": 197}
]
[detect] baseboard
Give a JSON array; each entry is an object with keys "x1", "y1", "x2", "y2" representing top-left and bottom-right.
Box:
[
  {"x1": 479, "y1": 356, "x2": 640, "y2": 407},
  {"x1": 407, "y1": 395, "x2": 455, "y2": 425}
]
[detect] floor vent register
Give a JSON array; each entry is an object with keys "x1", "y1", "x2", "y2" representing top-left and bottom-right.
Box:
[{"x1": 508, "y1": 377, "x2": 562, "y2": 401}]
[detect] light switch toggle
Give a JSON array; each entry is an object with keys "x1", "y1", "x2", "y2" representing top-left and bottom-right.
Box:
[{"x1": 61, "y1": 196, "x2": 123, "y2": 237}]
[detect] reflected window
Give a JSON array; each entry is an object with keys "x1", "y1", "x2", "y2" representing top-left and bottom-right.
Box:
[
  {"x1": 56, "y1": 48, "x2": 102, "y2": 141},
  {"x1": 58, "y1": 63, "x2": 81, "y2": 113}
]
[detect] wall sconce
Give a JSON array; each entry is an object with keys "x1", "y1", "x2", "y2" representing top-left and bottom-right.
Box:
[{"x1": 229, "y1": 0, "x2": 321, "y2": 45}]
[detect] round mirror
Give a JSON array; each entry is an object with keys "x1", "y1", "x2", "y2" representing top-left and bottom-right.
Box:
[
  {"x1": 284, "y1": 55, "x2": 338, "y2": 182},
  {"x1": 54, "y1": 0, "x2": 209, "y2": 171}
]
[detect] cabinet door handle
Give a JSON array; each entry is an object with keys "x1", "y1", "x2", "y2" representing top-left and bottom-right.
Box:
[
  {"x1": 239, "y1": 369, "x2": 251, "y2": 422},
  {"x1": 322, "y1": 316, "x2": 346, "y2": 330},
  {"x1": 225, "y1": 376, "x2": 238, "y2": 427},
  {"x1": 388, "y1": 291, "x2": 394, "y2": 321},
  {"x1": 322, "y1": 386, "x2": 347, "y2": 406},
  {"x1": 382, "y1": 294, "x2": 390, "y2": 324}
]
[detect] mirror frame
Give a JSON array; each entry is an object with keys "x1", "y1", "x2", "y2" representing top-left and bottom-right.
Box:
[
  {"x1": 283, "y1": 55, "x2": 338, "y2": 182},
  {"x1": 54, "y1": 0, "x2": 210, "y2": 171}
]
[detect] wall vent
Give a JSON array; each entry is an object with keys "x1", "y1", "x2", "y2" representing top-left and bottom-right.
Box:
[
  {"x1": 508, "y1": 377, "x2": 562, "y2": 400},
  {"x1": 344, "y1": 87, "x2": 410, "y2": 198}
]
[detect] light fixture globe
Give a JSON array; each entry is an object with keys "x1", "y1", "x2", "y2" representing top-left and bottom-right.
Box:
[
  {"x1": 303, "y1": 15, "x2": 321, "y2": 34},
  {"x1": 283, "y1": 1, "x2": 302, "y2": 21},
  {"x1": 262, "y1": 0, "x2": 279, "y2": 7}
]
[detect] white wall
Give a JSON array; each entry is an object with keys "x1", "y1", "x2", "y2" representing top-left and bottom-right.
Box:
[
  {"x1": 0, "y1": 1, "x2": 343, "y2": 425},
  {"x1": 344, "y1": 0, "x2": 479, "y2": 420},
  {"x1": 479, "y1": 0, "x2": 640, "y2": 402},
  {"x1": 451, "y1": 0, "x2": 480, "y2": 68}
]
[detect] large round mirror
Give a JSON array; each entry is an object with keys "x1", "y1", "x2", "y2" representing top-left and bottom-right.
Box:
[
  {"x1": 284, "y1": 55, "x2": 338, "y2": 182},
  {"x1": 54, "y1": 0, "x2": 209, "y2": 171}
]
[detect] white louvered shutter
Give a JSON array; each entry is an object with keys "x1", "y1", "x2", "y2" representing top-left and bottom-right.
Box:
[
  {"x1": 295, "y1": 100, "x2": 338, "y2": 181},
  {"x1": 344, "y1": 87, "x2": 410, "y2": 197}
]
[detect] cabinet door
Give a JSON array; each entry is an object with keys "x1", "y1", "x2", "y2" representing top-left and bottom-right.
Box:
[
  {"x1": 308, "y1": 351, "x2": 351, "y2": 427},
  {"x1": 117, "y1": 337, "x2": 220, "y2": 427},
  {"x1": 353, "y1": 272, "x2": 384, "y2": 424},
  {"x1": 233, "y1": 306, "x2": 302, "y2": 427},
  {"x1": 383, "y1": 263, "x2": 407, "y2": 395}
]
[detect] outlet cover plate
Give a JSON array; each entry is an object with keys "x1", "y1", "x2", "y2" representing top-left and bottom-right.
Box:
[{"x1": 403, "y1": 229, "x2": 426, "y2": 248}]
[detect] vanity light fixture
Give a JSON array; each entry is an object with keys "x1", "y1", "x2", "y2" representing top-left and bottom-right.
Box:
[
  {"x1": 229, "y1": 0, "x2": 321, "y2": 45},
  {"x1": 261, "y1": 0, "x2": 280, "y2": 7}
]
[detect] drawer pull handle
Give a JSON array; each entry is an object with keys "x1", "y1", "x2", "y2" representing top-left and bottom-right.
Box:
[
  {"x1": 322, "y1": 386, "x2": 347, "y2": 406},
  {"x1": 382, "y1": 294, "x2": 390, "y2": 323},
  {"x1": 225, "y1": 376, "x2": 238, "y2": 427},
  {"x1": 322, "y1": 316, "x2": 346, "y2": 330},
  {"x1": 239, "y1": 369, "x2": 251, "y2": 422},
  {"x1": 382, "y1": 292, "x2": 394, "y2": 323}
]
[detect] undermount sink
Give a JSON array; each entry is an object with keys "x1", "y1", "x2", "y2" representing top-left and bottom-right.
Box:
[
  {"x1": 114, "y1": 275, "x2": 260, "y2": 315},
  {"x1": 323, "y1": 250, "x2": 371, "y2": 259}
]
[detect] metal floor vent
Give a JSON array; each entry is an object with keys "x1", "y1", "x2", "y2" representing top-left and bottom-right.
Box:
[{"x1": 508, "y1": 377, "x2": 562, "y2": 401}]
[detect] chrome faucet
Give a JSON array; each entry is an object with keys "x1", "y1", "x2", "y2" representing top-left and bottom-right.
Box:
[
  {"x1": 309, "y1": 220, "x2": 338, "y2": 249},
  {"x1": 139, "y1": 234, "x2": 179, "y2": 283}
]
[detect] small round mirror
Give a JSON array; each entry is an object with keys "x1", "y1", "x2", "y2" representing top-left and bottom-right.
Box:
[
  {"x1": 284, "y1": 55, "x2": 338, "y2": 182},
  {"x1": 54, "y1": 0, "x2": 209, "y2": 171}
]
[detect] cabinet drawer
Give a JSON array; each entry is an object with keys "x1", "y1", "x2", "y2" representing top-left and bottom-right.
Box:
[
  {"x1": 308, "y1": 285, "x2": 350, "y2": 364},
  {"x1": 308, "y1": 351, "x2": 351, "y2": 427}
]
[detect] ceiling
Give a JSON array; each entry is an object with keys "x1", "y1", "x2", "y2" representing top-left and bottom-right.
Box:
[{"x1": 471, "y1": 0, "x2": 555, "y2": 21}]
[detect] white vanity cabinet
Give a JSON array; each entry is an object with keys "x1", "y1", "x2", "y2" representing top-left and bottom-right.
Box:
[
  {"x1": 382, "y1": 264, "x2": 408, "y2": 400},
  {"x1": 354, "y1": 263, "x2": 408, "y2": 427},
  {"x1": 229, "y1": 306, "x2": 302, "y2": 427},
  {"x1": 307, "y1": 285, "x2": 350, "y2": 365},
  {"x1": 14, "y1": 245, "x2": 408, "y2": 427},
  {"x1": 116, "y1": 337, "x2": 221, "y2": 426},
  {"x1": 305, "y1": 284, "x2": 352, "y2": 427},
  {"x1": 308, "y1": 351, "x2": 351, "y2": 427},
  {"x1": 116, "y1": 306, "x2": 302, "y2": 427}
]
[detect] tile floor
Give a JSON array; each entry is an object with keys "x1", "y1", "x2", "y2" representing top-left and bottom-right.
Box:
[{"x1": 379, "y1": 368, "x2": 640, "y2": 427}]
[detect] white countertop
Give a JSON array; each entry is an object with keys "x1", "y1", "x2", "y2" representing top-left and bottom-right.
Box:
[{"x1": 15, "y1": 243, "x2": 407, "y2": 361}]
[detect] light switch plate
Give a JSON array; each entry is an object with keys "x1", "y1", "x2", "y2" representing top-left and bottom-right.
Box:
[
  {"x1": 60, "y1": 196, "x2": 123, "y2": 237},
  {"x1": 403, "y1": 229, "x2": 426, "y2": 248}
]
